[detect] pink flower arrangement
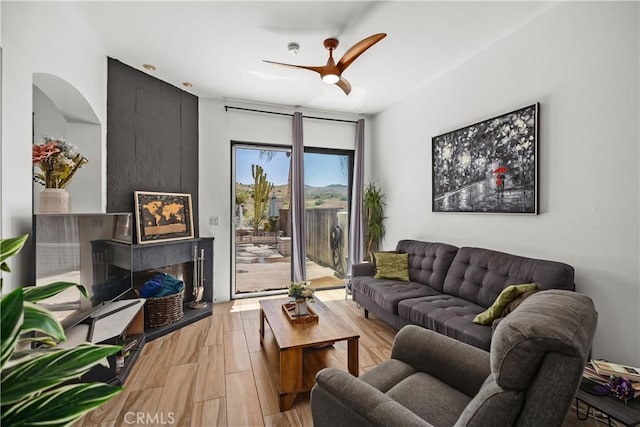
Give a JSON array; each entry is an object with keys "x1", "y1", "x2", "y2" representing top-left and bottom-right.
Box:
[{"x1": 33, "y1": 136, "x2": 88, "y2": 189}]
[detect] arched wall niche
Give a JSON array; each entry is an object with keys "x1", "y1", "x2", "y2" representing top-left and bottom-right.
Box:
[{"x1": 32, "y1": 73, "x2": 103, "y2": 213}]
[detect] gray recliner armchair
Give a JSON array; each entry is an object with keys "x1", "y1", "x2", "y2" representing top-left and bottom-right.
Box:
[{"x1": 311, "y1": 290, "x2": 597, "y2": 427}]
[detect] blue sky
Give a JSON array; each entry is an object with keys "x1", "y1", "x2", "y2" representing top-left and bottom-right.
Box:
[{"x1": 235, "y1": 148, "x2": 348, "y2": 187}]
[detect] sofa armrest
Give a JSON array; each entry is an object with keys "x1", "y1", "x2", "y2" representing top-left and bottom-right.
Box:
[
  {"x1": 312, "y1": 368, "x2": 433, "y2": 427},
  {"x1": 391, "y1": 325, "x2": 491, "y2": 397},
  {"x1": 352, "y1": 262, "x2": 374, "y2": 277}
]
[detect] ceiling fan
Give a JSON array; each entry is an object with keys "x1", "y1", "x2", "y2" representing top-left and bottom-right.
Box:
[{"x1": 263, "y1": 33, "x2": 387, "y2": 95}]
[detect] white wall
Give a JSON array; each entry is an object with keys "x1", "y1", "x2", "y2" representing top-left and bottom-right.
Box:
[
  {"x1": 1, "y1": 2, "x2": 107, "y2": 290},
  {"x1": 33, "y1": 85, "x2": 68, "y2": 140},
  {"x1": 65, "y1": 122, "x2": 101, "y2": 213},
  {"x1": 199, "y1": 99, "x2": 365, "y2": 302},
  {"x1": 371, "y1": 2, "x2": 639, "y2": 365}
]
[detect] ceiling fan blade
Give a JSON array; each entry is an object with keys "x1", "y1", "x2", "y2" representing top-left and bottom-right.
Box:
[
  {"x1": 262, "y1": 60, "x2": 326, "y2": 74},
  {"x1": 335, "y1": 77, "x2": 352, "y2": 95},
  {"x1": 337, "y1": 33, "x2": 386, "y2": 72}
]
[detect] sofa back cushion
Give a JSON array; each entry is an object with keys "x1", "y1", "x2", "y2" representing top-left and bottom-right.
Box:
[
  {"x1": 395, "y1": 240, "x2": 459, "y2": 291},
  {"x1": 443, "y1": 247, "x2": 575, "y2": 308}
]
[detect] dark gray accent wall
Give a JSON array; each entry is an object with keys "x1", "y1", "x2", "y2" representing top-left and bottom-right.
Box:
[{"x1": 107, "y1": 58, "x2": 199, "y2": 236}]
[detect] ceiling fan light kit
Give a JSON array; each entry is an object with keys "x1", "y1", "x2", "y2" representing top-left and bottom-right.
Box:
[
  {"x1": 322, "y1": 74, "x2": 340, "y2": 84},
  {"x1": 264, "y1": 33, "x2": 386, "y2": 95}
]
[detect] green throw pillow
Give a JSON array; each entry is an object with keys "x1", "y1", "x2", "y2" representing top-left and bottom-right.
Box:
[
  {"x1": 473, "y1": 283, "x2": 537, "y2": 325},
  {"x1": 374, "y1": 252, "x2": 410, "y2": 281}
]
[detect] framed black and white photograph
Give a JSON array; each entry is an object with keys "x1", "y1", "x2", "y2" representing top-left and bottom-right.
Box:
[
  {"x1": 134, "y1": 191, "x2": 194, "y2": 244},
  {"x1": 432, "y1": 103, "x2": 539, "y2": 214}
]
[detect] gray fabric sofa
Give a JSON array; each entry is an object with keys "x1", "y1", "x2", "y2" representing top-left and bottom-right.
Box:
[
  {"x1": 311, "y1": 290, "x2": 598, "y2": 427},
  {"x1": 352, "y1": 239, "x2": 576, "y2": 350}
]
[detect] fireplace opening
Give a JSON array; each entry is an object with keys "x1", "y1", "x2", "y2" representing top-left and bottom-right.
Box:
[{"x1": 126, "y1": 238, "x2": 214, "y2": 340}]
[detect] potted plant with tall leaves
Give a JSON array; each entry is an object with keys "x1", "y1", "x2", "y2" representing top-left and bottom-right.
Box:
[
  {"x1": 363, "y1": 182, "x2": 387, "y2": 261},
  {"x1": 1, "y1": 235, "x2": 122, "y2": 426}
]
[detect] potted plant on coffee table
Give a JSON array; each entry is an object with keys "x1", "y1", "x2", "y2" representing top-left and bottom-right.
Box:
[{"x1": 288, "y1": 281, "x2": 314, "y2": 317}]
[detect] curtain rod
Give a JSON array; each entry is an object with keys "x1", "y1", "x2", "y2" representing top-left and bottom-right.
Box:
[{"x1": 224, "y1": 105, "x2": 358, "y2": 124}]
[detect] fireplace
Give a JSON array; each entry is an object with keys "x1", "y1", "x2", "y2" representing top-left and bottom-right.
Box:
[{"x1": 92, "y1": 237, "x2": 214, "y2": 340}]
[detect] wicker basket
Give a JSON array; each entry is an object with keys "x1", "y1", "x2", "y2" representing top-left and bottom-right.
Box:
[{"x1": 144, "y1": 289, "x2": 184, "y2": 328}]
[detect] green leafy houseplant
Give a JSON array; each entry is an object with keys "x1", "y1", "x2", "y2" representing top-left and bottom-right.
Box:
[
  {"x1": 363, "y1": 182, "x2": 387, "y2": 260},
  {"x1": 1, "y1": 235, "x2": 123, "y2": 426}
]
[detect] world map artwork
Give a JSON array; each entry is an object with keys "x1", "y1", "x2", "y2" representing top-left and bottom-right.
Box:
[{"x1": 136, "y1": 193, "x2": 193, "y2": 241}]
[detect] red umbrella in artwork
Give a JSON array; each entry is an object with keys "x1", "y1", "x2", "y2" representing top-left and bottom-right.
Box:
[
  {"x1": 493, "y1": 166, "x2": 509, "y2": 174},
  {"x1": 494, "y1": 166, "x2": 508, "y2": 190}
]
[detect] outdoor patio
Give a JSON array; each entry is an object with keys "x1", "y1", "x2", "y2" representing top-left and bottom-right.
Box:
[{"x1": 235, "y1": 242, "x2": 344, "y2": 294}]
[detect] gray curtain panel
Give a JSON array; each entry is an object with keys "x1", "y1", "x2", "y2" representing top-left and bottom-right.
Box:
[
  {"x1": 291, "y1": 112, "x2": 307, "y2": 282},
  {"x1": 348, "y1": 119, "x2": 365, "y2": 278}
]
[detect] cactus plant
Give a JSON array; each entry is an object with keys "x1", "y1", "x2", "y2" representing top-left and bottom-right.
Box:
[{"x1": 251, "y1": 164, "x2": 274, "y2": 234}]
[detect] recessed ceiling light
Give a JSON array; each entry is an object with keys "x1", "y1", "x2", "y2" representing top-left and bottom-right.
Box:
[
  {"x1": 182, "y1": 82, "x2": 193, "y2": 88},
  {"x1": 143, "y1": 64, "x2": 156, "y2": 71}
]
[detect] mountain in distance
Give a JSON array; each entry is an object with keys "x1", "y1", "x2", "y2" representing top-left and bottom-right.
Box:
[
  {"x1": 236, "y1": 182, "x2": 348, "y2": 209},
  {"x1": 305, "y1": 184, "x2": 347, "y2": 188}
]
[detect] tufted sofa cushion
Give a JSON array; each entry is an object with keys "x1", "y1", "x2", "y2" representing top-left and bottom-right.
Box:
[
  {"x1": 398, "y1": 295, "x2": 493, "y2": 350},
  {"x1": 396, "y1": 240, "x2": 459, "y2": 291},
  {"x1": 352, "y1": 276, "x2": 440, "y2": 314},
  {"x1": 443, "y1": 247, "x2": 575, "y2": 308}
]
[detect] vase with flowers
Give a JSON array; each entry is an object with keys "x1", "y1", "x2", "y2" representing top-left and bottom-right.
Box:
[
  {"x1": 288, "y1": 281, "x2": 314, "y2": 317},
  {"x1": 33, "y1": 136, "x2": 88, "y2": 213}
]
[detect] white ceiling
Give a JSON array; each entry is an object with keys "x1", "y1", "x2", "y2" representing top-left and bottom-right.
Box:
[{"x1": 71, "y1": 1, "x2": 554, "y2": 115}]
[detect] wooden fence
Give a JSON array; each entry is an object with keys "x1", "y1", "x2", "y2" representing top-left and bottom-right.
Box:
[{"x1": 278, "y1": 208, "x2": 348, "y2": 276}]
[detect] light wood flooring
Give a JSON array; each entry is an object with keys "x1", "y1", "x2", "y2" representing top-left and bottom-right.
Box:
[{"x1": 78, "y1": 288, "x2": 602, "y2": 427}]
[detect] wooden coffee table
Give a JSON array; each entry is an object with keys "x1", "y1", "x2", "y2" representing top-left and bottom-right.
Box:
[{"x1": 259, "y1": 298, "x2": 360, "y2": 411}]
